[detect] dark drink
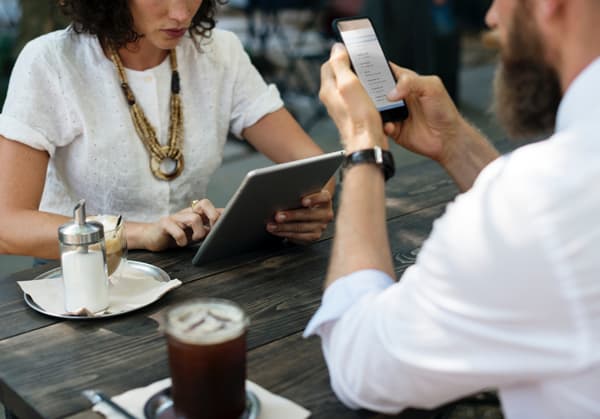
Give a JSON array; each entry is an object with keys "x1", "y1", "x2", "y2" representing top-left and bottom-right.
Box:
[{"x1": 165, "y1": 299, "x2": 248, "y2": 419}]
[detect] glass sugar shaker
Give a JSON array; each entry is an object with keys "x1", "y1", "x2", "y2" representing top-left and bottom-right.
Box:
[{"x1": 58, "y1": 199, "x2": 109, "y2": 313}]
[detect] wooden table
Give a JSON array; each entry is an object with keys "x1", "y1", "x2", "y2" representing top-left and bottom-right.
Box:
[{"x1": 0, "y1": 157, "x2": 465, "y2": 419}]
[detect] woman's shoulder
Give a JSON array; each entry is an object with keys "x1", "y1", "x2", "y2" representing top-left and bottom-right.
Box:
[
  {"x1": 210, "y1": 28, "x2": 244, "y2": 46},
  {"x1": 18, "y1": 28, "x2": 102, "y2": 68},
  {"x1": 21, "y1": 28, "x2": 76, "y2": 55}
]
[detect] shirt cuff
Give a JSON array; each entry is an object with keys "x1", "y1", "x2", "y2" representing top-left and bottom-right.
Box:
[
  {"x1": 0, "y1": 114, "x2": 55, "y2": 156},
  {"x1": 303, "y1": 269, "x2": 394, "y2": 338},
  {"x1": 229, "y1": 84, "x2": 284, "y2": 139}
]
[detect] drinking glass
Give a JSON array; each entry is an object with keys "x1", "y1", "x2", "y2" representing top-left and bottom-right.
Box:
[
  {"x1": 86, "y1": 215, "x2": 127, "y2": 278},
  {"x1": 164, "y1": 298, "x2": 249, "y2": 419}
]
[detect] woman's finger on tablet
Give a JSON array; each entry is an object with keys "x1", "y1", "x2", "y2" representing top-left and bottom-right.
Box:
[
  {"x1": 191, "y1": 198, "x2": 220, "y2": 227},
  {"x1": 175, "y1": 212, "x2": 211, "y2": 242},
  {"x1": 275, "y1": 207, "x2": 334, "y2": 223},
  {"x1": 158, "y1": 216, "x2": 190, "y2": 247},
  {"x1": 302, "y1": 189, "x2": 332, "y2": 207}
]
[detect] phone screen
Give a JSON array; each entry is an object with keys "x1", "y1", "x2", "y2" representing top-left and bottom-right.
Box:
[{"x1": 336, "y1": 18, "x2": 406, "y2": 114}]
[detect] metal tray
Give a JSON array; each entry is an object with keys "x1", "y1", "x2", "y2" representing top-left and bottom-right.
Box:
[
  {"x1": 24, "y1": 260, "x2": 171, "y2": 320},
  {"x1": 144, "y1": 387, "x2": 260, "y2": 419}
]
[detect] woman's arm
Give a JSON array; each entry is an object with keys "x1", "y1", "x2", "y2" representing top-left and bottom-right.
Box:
[
  {"x1": 0, "y1": 136, "x2": 221, "y2": 258},
  {"x1": 242, "y1": 108, "x2": 336, "y2": 242},
  {"x1": 0, "y1": 135, "x2": 68, "y2": 259},
  {"x1": 243, "y1": 108, "x2": 323, "y2": 162},
  {"x1": 243, "y1": 106, "x2": 336, "y2": 195}
]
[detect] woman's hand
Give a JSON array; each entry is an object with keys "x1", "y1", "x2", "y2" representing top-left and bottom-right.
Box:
[
  {"x1": 266, "y1": 189, "x2": 334, "y2": 244},
  {"x1": 132, "y1": 199, "x2": 223, "y2": 252}
]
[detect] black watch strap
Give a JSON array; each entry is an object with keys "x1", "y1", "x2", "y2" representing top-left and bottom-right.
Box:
[{"x1": 343, "y1": 146, "x2": 395, "y2": 181}]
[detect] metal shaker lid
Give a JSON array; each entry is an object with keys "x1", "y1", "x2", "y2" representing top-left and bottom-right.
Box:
[{"x1": 58, "y1": 199, "x2": 104, "y2": 245}]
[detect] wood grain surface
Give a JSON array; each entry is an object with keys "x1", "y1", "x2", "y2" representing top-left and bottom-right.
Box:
[{"x1": 0, "y1": 155, "x2": 468, "y2": 419}]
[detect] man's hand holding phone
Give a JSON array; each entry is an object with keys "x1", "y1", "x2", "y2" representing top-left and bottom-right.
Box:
[
  {"x1": 383, "y1": 62, "x2": 499, "y2": 191},
  {"x1": 333, "y1": 17, "x2": 408, "y2": 123},
  {"x1": 321, "y1": 41, "x2": 499, "y2": 191},
  {"x1": 321, "y1": 40, "x2": 465, "y2": 161},
  {"x1": 320, "y1": 43, "x2": 389, "y2": 152},
  {"x1": 383, "y1": 64, "x2": 463, "y2": 163}
]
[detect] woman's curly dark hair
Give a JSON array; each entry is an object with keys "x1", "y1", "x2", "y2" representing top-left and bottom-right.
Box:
[{"x1": 58, "y1": 0, "x2": 228, "y2": 48}]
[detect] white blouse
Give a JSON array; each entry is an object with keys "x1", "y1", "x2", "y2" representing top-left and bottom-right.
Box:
[{"x1": 0, "y1": 28, "x2": 283, "y2": 222}]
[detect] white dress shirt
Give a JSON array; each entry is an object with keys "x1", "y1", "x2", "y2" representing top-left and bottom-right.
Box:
[
  {"x1": 305, "y1": 57, "x2": 600, "y2": 418},
  {"x1": 0, "y1": 28, "x2": 282, "y2": 221}
]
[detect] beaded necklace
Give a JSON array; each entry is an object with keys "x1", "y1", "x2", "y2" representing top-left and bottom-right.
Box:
[{"x1": 109, "y1": 46, "x2": 184, "y2": 181}]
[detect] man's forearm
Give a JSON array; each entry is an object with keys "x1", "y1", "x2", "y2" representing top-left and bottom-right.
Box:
[
  {"x1": 325, "y1": 164, "x2": 395, "y2": 288},
  {"x1": 440, "y1": 119, "x2": 500, "y2": 192}
]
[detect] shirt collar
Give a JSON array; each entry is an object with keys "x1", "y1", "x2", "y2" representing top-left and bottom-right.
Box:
[{"x1": 556, "y1": 56, "x2": 600, "y2": 132}]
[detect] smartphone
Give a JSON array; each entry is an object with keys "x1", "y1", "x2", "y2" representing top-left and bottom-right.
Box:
[{"x1": 332, "y1": 17, "x2": 409, "y2": 122}]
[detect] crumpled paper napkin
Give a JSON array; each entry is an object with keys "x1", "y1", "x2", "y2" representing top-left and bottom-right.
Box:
[
  {"x1": 17, "y1": 261, "x2": 181, "y2": 317},
  {"x1": 93, "y1": 377, "x2": 311, "y2": 419}
]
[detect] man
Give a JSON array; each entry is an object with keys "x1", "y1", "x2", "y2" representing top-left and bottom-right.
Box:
[{"x1": 304, "y1": 0, "x2": 600, "y2": 417}]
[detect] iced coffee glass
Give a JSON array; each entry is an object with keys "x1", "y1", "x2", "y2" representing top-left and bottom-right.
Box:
[
  {"x1": 87, "y1": 215, "x2": 127, "y2": 278},
  {"x1": 165, "y1": 299, "x2": 249, "y2": 419}
]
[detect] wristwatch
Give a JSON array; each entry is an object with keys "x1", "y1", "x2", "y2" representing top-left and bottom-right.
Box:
[{"x1": 342, "y1": 146, "x2": 395, "y2": 181}]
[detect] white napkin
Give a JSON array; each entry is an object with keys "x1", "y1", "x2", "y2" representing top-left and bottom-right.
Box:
[
  {"x1": 93, "y1": 377, "x2": 311, "y2": 419},
  {"x1": 17, "y1": 261, "x2": 181, "y2": 317}
]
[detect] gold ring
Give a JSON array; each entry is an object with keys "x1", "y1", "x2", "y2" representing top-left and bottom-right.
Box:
[{"x1": 191, "y1": 199, "x2": 199, "y2": 210}]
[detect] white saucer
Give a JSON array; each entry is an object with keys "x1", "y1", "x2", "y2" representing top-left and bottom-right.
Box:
[{"x1": 24, "y1": 260, "x2": 173, "y2": 320}]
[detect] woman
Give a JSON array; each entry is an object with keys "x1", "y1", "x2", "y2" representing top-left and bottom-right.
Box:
[{"x1": 0, "y1": 0, "x2": 334, "y2": 259}]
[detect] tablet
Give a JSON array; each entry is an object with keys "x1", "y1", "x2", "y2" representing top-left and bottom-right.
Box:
[{"x1": 192, "y1": 150, "x2": 344, "y2": 265}]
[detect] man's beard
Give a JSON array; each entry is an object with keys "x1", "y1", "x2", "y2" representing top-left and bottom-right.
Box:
[{"x1": 493, "y1": 4, "x2": 562, "y2": 140}]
